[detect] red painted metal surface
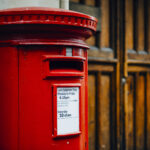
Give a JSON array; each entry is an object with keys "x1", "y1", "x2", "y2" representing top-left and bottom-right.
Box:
[{"x1": 0, "y1": 7, "x2": 97, "y2": 150}]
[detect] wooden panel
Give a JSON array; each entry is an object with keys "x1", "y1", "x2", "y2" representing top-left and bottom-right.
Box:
[
  {"x1": 146, "y1": 72, "x2": 150, "y2": 149},
  {"x1": 125, "y1": 75, "x2": 135, "y2": 150},
  {"x1": 88, "y1": 49, "x2": 114, "y2": 59},
  {"x1": 128, "y1": 65, "x2": 150, "y2": 72},
  {"x1": 136, "y1": 0, "x2": 145, "y2": 52},
  {"x1": 86, "y1": 35, "x2": 96, "y2": 46},
  {"x1": 135, "y1": 74, "x2": 145, "y2": 150},
  {"x1": 125, "y1": 0, "x2": 134, "y2": 50},
  {"x1": 148, "y1": 0, "x2": 150, "y2": 53},
  {"x1": 85, "y1": 0, "x2": 95, "y2": 6},
  {"x1": 70, "y1": 0, "x2": 80, "y2": 3},
  {"x1": 100, "y1": 0, "x2": 110, "y2": 48},
  {"x1": 98, "y1": 73, "x2": 110, "y2": 150},
  {"x1": 116, "y1": 63, "x2": 120, "y2": 150},
  {"x1": 88, "y1": 74, "x2": 96, "y2": 150},
  {"x1": 88, "y1": 64, "x2": 114, "y2": 72},
  {"x1": 128, "y1": 53, "x2": 150, "y2": 61}
]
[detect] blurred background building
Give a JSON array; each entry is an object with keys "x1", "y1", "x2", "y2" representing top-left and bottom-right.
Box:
[{"x1": 70, "y1": 0, "x2": 150, "y2": 150}]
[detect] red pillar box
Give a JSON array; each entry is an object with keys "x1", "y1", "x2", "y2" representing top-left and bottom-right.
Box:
[{"x1": 0, "y1": 7, "x2": 97, "y2": 150}]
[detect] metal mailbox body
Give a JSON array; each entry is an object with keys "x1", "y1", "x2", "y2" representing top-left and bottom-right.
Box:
[{"x1": 0, "y1": 7, "x2": 97, "y2": 150}]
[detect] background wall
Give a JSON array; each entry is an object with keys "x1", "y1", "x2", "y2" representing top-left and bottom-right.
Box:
[
  {"x1": 70, "y1": 0, "x2": 150, "y2": 150},
  {"x1": 0, "y1": 0, "x2": 60, "y2": 9}
]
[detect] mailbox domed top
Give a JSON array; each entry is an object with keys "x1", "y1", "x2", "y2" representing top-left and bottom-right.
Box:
[
  {"x1": 0, "y1": 7, "x2": 97, "y2": 32},
  {"x1": 0, "y1": 7, "x2": 97, "y2": 48}
]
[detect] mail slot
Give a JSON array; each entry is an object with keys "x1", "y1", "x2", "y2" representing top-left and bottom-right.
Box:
[
  {"x1": 43, "y1": 56, "x2": 85, "y2": 77},
  {"x1": 0, "y1": 7, "x2": 97, "y2": 150}
]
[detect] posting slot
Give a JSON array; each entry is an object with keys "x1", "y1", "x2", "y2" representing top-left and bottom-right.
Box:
[
  {"x1": 50, "y1": 60, "x2": 83, "y2": 72},
  {"x1": 43, "y1": 56, "x2": 85, "y2": 77}
]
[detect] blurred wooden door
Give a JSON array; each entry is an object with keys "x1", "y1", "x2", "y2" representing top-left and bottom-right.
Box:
[
  {"x1": 70, "y1": 0, "x2": 119, "y2": 149},
  {"x1": 70, "y1": 0, "x2": 150, "y2": 150},
  {"x1": 123, "y1": 0, "x2": 150, "y2": 150}
]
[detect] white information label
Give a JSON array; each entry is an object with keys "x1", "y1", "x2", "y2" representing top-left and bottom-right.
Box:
[{"x1": 57, "y1": 87, "x2": 79, "y2": 135}]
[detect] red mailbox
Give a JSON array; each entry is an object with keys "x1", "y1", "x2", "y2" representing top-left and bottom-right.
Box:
[{"x1": 0, "y1": 7, "x2": 97, "y2": 150}]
